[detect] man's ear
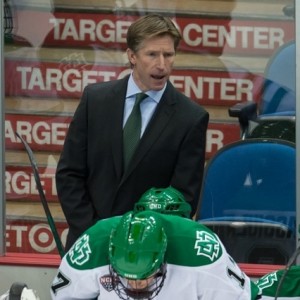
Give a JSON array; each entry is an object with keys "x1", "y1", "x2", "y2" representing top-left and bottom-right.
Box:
[{"x1": 126, "y1": 48, "x2": 136, "y2": 66}]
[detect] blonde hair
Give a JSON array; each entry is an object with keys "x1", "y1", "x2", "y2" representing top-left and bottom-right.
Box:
[{"x1": 127, "y1": 14, "x2": 182, "y2": 53}]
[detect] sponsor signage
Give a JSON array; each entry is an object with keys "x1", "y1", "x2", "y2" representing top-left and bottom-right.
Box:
[
  {"x1": 6, "y1": 218, "x2": 67, "y2": 255},
  {"x1": 206, "y1": 122, "x2": 240, "y2": 155},
  {"x1": 13, "y1": 10, "x2": 295, "y2": 55},
  {"x1": 5, "y1": 60, "x2": 264, "y2": 106},
  {"x1": 5, "y1": 122, "x2": 240, "y2": 201},
  {"x1": 5, "y1": 114, "x2": 70, "y2": 152},
  {"x1": 6, "y1": 165, "x2": 57, "y2": 202},
  {"x1": 5, "y1": 114, "x2": 240, "y2": 202},
  {"x1": 5, "y1": 113, "x2": 240, "y2": 155}
]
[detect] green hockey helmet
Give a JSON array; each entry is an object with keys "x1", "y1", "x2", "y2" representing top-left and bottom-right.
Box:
[
  {"x1": 134, "y1": 186, "x2": 191, "y2": 218},
  {"x1": 109, "y1": 211, "x2": 167, "y2": 299},
  {"x1": 109, "y1": 211, "x2": 167, "y2": 279}
]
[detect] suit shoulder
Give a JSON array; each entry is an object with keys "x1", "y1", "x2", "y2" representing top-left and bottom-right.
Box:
[
  {"x1": 173, "y1": 93, "x2": 209, "y2": 124},
  {"x1": 83, "y1": 76, "x2": 129, "y2": 93},
  {"x1": 167, "y1": 83, "x2": 208, "y2": 115}
]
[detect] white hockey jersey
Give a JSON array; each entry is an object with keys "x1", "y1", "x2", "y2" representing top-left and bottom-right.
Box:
[{"x1": 51, "y1": 213, "x2": 261, "y2": 300}]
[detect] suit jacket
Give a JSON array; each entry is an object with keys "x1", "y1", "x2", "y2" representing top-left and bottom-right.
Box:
[{"x1": 56, "y1": 75, "x2": 209, "y2": 249}]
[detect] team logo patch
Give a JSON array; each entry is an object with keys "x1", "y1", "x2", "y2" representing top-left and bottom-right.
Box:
[
  {"x1": 256, "y1": 272, "x2": 278, "y2": 290},
  {"x1": 194, "y1": 230, "x2": 220, "y2": 261},
  {"x1": 68, "y1": 234, "x2": 91, "y2": 266},
  {"x1": 100, "y1": 275, "x2": 115, "y2": 292}
]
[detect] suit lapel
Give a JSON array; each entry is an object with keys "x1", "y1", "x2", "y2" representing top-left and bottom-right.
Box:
[
  {"x1": 110, "y1": 77, "x2": 129, "y2": 181},
  {"x1": 120, "y1": 83, "x2": 177, "y2": 182}
]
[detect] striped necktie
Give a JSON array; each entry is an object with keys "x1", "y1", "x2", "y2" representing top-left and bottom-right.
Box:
[{"x1": 123, "y1": 93, "x2": 148, "y2": 170}]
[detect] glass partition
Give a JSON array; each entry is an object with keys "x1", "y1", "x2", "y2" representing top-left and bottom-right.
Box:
[{"x1": 2, "y1": 0, "x2": 296, "y2": 264}]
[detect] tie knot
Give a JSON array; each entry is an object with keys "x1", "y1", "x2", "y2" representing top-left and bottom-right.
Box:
[{"x1": 135, "y1": 93, "x2": 148, "y2": 105}]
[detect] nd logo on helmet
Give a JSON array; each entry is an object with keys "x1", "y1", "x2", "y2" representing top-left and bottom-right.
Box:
[{"x1": 149, "y1": 203, "x2": 163, "y2": 209}]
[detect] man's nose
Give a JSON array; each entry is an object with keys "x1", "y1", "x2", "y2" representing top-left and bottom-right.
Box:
[{"x1": 156, "y1": 54, "x2": 165, "y2": 68}]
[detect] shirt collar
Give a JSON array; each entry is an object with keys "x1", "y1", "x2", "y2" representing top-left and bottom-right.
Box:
[{"x1": 126, "y1": 72, "x2": 166, "y2": 103}]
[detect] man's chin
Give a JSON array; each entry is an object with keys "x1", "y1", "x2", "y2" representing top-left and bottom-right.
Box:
[{"x1": 150, "y1": 82, "x2": 167, "y2": 91}]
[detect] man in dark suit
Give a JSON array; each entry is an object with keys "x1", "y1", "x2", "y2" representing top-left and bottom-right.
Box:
[{"x1": 56, "y1": 14, "x2": 209, "y2": 250}]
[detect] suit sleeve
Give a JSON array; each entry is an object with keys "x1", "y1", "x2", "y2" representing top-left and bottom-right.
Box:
[
  {"x1": 56, "y1": 86, "x2": 96, "y2": 247},
  {"x1": 170, "y1": 107, "x2": 209, "y2": 216}
]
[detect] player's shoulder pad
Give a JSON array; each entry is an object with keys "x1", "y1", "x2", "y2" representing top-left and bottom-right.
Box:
[
  {"x1": 65, "y1": 216, "x2": 121, "y2": 270},
  {"x1": 158, "y1": 214, "x2": 224, "y2": 267}
]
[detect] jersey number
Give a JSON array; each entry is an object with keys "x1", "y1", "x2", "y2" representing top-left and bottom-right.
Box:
[
  {"x1": 51, "y1": 272, "x2": 70, "y2": 295},
  {"x1": 227, "y1": 268, "x2": 245, "y2": 288}
]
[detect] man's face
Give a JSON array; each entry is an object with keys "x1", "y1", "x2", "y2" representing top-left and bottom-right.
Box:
[
  {"x1": 126, "y1": 274, "x2": 156, "y2": 291},
  {"x1": 111, "y1": 265, "x2": 166, "y2": 299},
  {"x1": 127, "y1": 35, "x2": 176, "y2": 91}
]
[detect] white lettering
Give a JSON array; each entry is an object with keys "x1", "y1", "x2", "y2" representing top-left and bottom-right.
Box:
[
  {"x1": 80, "y1": 19, "x2": 96, "y2": 41},
  {"x1": 6, "y1": 223, "x2": 68, "y2": 254},
  {"x1": 49, "y1": 17, "x2": 287, "y2": 51},
  {"x1": 206, "y1": 129, "x2": 224, "y2": 153},
  {"x1": 5, "y1": 119, "x2": 69, "y2": 146},
  {"x1": 5, "y1": 170, "x2": 56, "y2": 197},
  {"x1": 170, "y1": 75, "x2": 253, "y2": 101},
  {"x1": 4, "y1": 120, "x2": 18, "y2": 143},
  {"x1": 61, "y1": 19, "x2": 79, "y2": 40},
  {"x1": 16, "y1": 67, "x2": 254, "y2": 102},
  {"x1": 50, "y1": 18, "x2": 130, "y2": 43},
  {"x1": 16, "y1": 67, "x2": 130, "y2": 93},
  {"x1": 183, "y1": 23, "x2": 285, "y2": 49},
  {"x1": 6, "y1": 225, "x2": 28, "y2": 248}
]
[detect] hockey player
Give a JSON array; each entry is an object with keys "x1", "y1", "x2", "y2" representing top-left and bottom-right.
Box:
[
  {"x1": 133, "y1": 186, "x2": 192, "y2": 218},
  {"x1": 257, "y1": 265, "x2": 300, "y2": 300},
  {"x1": 51, "y1": 210, "x2": 261, "y2": 299}
]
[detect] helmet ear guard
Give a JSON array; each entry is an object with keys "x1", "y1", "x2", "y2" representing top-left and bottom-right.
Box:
[
  {"x1": 134, "y1": 186, "x2": 191, "y2": 218},
  {"x1": 109, "y1": 211, "x2": 167, "y2": 299}
]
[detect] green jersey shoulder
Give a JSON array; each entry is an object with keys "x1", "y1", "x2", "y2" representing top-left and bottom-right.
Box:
[
  {"x1": 155, "y1": 213, "x2": 224, "y2": 267},
  {"x1": 66, "y1": 216, "x2": 121, "y2": 270},
  {"x1": 257, "y1": 266, "x2": 300, "y2": 298},
  {"x1": 65, "y1": 212, "x2": 224, "y2": 271}
]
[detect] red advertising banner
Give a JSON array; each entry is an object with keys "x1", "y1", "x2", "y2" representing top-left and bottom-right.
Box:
[
  {"x1": 5, "y1": 114, "x2": 71, "y2": 152},
  {"x1": 206, "y1": 122, "x2": 240, "y2": 156},
  {"x1": 6, "y1": 113, "x2": 240, "y2": 155},
  {"x1": 5, "y1": 114, "x2": 240, "y2": 202},
  {"x1": 5, "y1": 60, "x2": 264, "y2": 106},
  {"x1": 6, "y1": 165, "x2": 57, "y2": 202},
  {"x1": 12, "y1": 10, "x2": 295, "y2": 56},
  {"x1": 6, "y1": 218, "x2": 67, "y2": 255}
]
